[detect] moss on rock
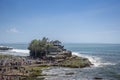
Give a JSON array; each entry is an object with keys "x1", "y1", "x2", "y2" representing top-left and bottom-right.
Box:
[{"x1": 58, "y1": 56, "x2": 91, "y2": 68}]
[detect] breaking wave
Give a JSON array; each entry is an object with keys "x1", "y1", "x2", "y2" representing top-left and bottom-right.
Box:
[
  {"x1": 11, "y1": 49, "x2": 30, "y2": 54},
  {"x1": 72, "y1": 52, "x2": 116, "y2": 67},
  {"x1": 0, "y1": 48, "x2": 29, "y2": 56}
]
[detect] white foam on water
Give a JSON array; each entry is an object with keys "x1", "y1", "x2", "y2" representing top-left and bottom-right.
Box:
[
  {"x1": 72, "y1": 52, "x2": 115, "y2": 67},
  {"x1": 11, "y1": 49, "x2": 30, "y2": 54},
  {"x1": 8, "y1": 49, "x2": 30, "y2": 56}
]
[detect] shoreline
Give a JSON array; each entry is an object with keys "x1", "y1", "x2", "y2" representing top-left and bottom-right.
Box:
[
  {"x1": 0, "y1": 43, "x2": 120, "y2": 80},
  {"x1": 0, "y1": 52, "x2": 92, "y2": 80}
]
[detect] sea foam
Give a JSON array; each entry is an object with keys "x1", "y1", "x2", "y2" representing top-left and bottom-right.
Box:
[
  {"x1": 72, "y1": 52, "x2": 115, "y2": 67},
  {"x1": 11, "y1": 49, "x2": 30, "y2": 54}
]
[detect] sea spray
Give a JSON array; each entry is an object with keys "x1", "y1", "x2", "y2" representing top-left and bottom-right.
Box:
[
  {"x1": 0, "y1": 48, "x2": 29, "y2": 56},
  {"x1": 11, "y1": 49, "x2": 30, "y2": 54},
  {"x1": 72, "y1": 52, "x2": 115, "y2": 67},
  {"x1": 9, "y1": 49, "x2": 30, "y2": 56}
]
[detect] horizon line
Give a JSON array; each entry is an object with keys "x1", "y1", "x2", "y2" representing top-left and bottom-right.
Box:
[{"x1": 0, "y1": 42, "x2": 120, "y2": 45}]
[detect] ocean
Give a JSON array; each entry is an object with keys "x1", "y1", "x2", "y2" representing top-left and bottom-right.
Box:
[{"x1": 0, "y1": 43, "x2": 120, "y2": 80}]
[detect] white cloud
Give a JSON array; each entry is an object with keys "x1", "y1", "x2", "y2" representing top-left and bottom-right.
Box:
[{"x1": 7, "y1": 28, "x2": 20, "y2": 33}]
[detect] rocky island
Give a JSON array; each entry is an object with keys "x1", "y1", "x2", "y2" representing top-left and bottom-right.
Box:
[
  {"x1": 0, "y1": 37, "x2": 92, "y2": 80},
  {"x1": 28, "y1": 37, "x2": 92, "y2": 68}
]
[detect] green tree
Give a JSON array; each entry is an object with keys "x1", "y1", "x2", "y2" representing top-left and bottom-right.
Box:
[{"x1": 28, "y1": 37, "x2": 63, "y2": 58}]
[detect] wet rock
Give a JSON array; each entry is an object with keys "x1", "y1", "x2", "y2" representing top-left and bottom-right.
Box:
[
  {"x1": 65, "y1": 72, "x2": 74, "y2": 75},
  {"x1": 57, "y1": 56, "x2": 91, "y2": 68},
  {"x1": 94, "y1": 77, "x2": 103, "y2": 80},
  {"x1": 0, "y1": 46, "x2": 13, "y2": 50}
]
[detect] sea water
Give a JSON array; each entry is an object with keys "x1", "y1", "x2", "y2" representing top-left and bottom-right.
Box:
[
  {"x1": 0, "y1": 43, "x2": 29, "y2": 56},
  {"x1": 0, "y1": 43, "x2": 120, "y2": 80},
  {"x1": 64, "y1": 43, "x2": 120, "y2": 80}
]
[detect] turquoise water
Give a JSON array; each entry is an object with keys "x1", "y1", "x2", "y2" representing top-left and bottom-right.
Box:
[{"x1": 0, "y1": 43, "x2": 120, "y2": 80}]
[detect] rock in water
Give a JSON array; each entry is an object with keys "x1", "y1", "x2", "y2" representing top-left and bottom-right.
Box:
[
  {"x1": 94, "y1": 77, "x2": 103, "y2": 80},
  {"x1": 0, "y1": 46, "x2": 13, "y2": 50}
]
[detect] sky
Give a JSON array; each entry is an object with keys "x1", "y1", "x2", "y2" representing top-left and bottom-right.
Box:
[{"x1": 0, "y1": 0, "x2": 120, "y2": 43}]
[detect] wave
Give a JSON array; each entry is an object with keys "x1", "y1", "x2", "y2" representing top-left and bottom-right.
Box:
[
  {"x1": 8, "y1": 49, "x2": 30, "y2": 56},
  {"x1": 72, "y1": 52, "x2": 116, "y2": 67},
  {"x1": 0, "y1": 48, "x2": 29, "y2": 56},
  {"x1": 11, "y1": 49, "x2": 30, "y2": 54}
]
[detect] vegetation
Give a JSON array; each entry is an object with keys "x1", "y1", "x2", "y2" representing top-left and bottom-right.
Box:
[
  {"x1": 28, "y1": 37, "x2": 63, "y2": 58},
  {"x1": 24, "y1": 65, "x2": 48, "y2": 80},
  {"x1": 58, "y1": 56, "x2": 91, "y2": 68}
]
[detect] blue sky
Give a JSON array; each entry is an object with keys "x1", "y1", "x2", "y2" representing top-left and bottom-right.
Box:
[{"x1": 0, "y1": 0, "x2": 120, "y2": 43}]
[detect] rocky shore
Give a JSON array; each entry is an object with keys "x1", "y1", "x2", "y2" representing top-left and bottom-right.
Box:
[
  {"x1": 0, "y1": 51, "x2": 92, "y2": 80},
  {"x1": 0, "y1": 38, "x2": 92, "y2": 80}
]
